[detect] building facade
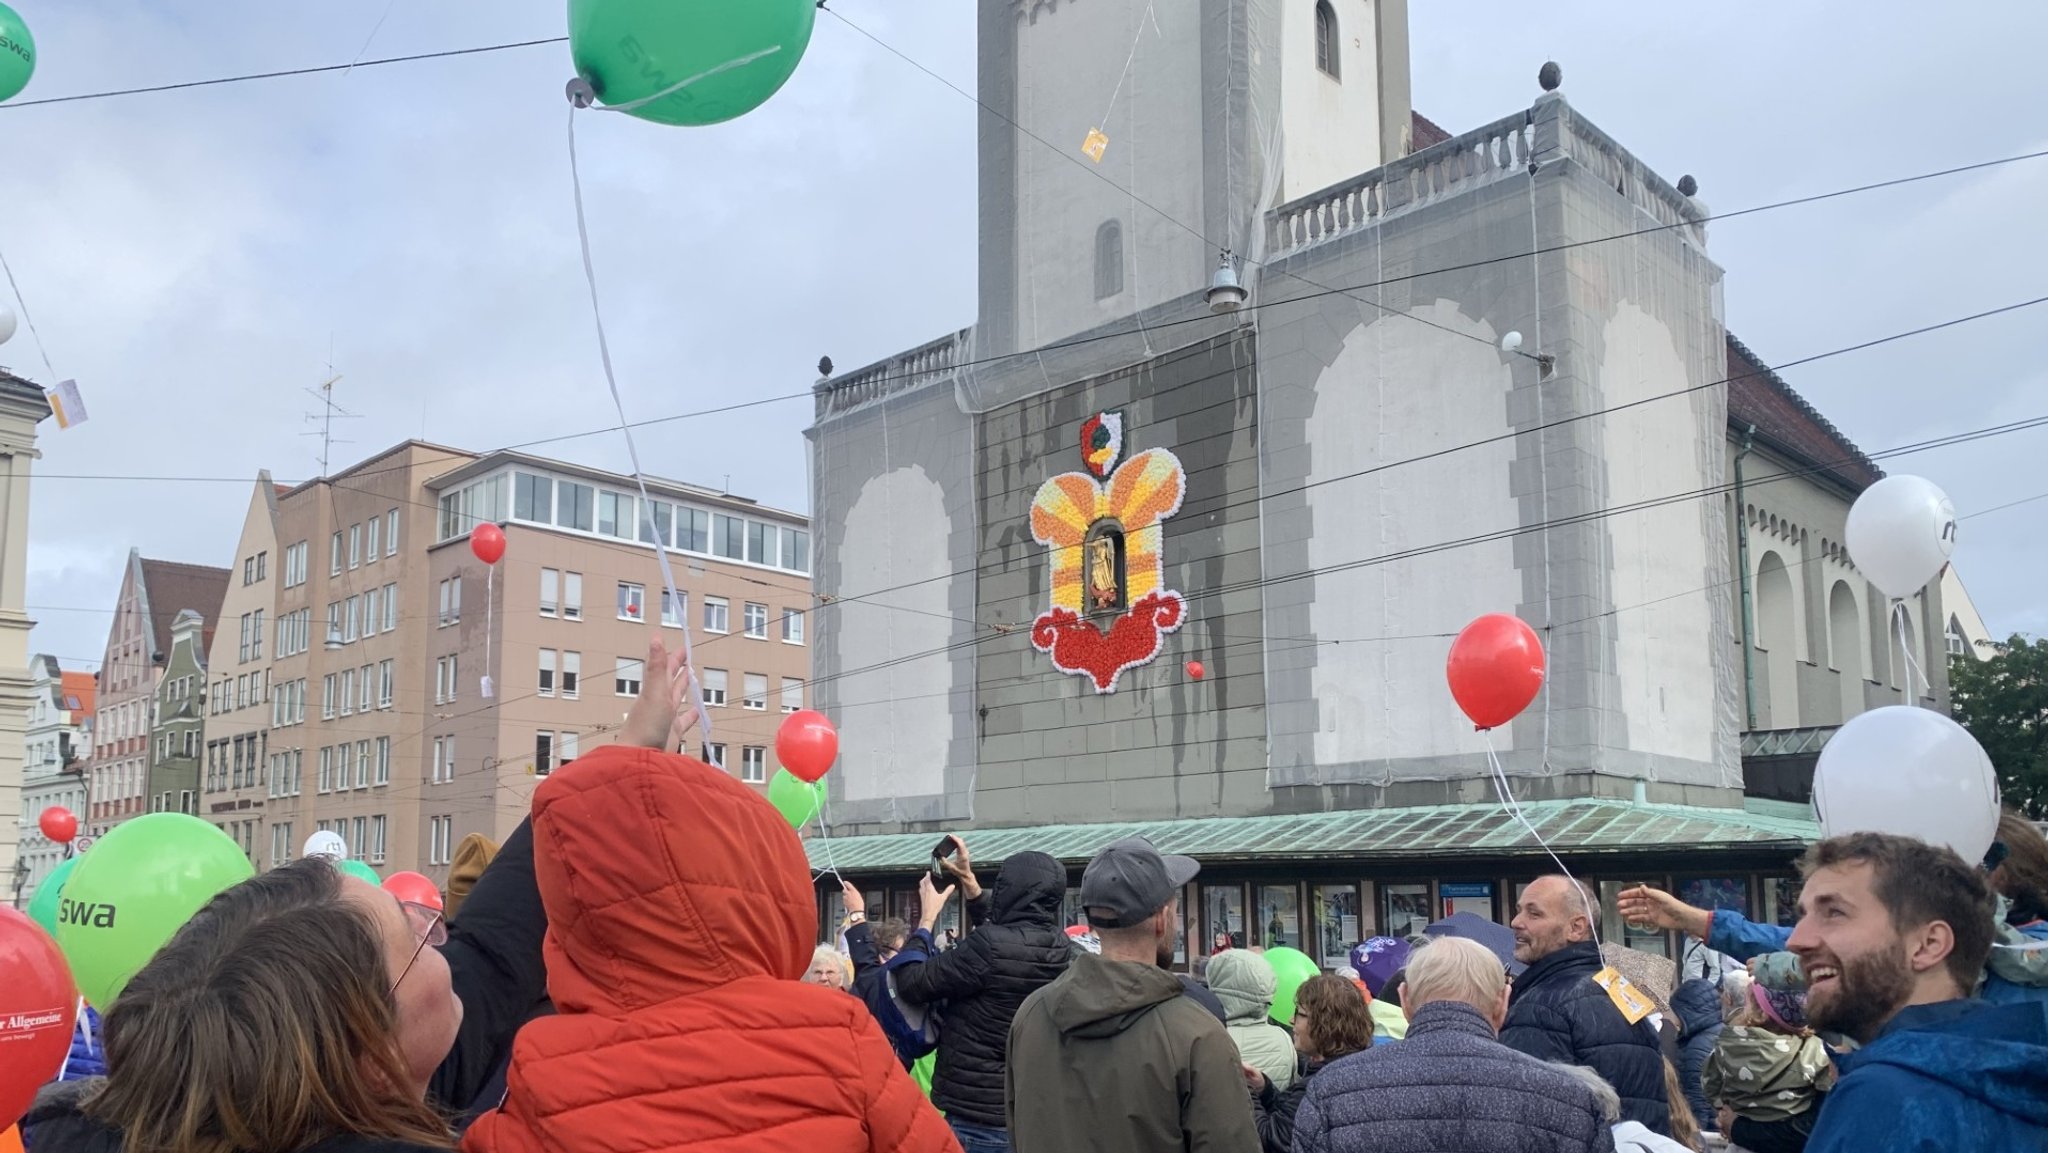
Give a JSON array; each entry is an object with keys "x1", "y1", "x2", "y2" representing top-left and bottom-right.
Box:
[
  {"x1": 14, "y1": 655, "x2": 91, "y2": 908},
  {"x1": 89, "y1": 553, "x2": 228, "y2": 837},
  {"x1": 0, "y1": 373, "x2": 49, "y2": 891},
  {"x1": 802, "y1": 5, "x2": 1971, "y2": 962},
  {"x1": 146, "y1": 610, "x2": 210, "y2": 818},
  {"x1": 203, "y1": 476, "x2": 283, "y2": 866},
  {"x1": 418, "y1": 453, "x2": 812, "y2": 876}
]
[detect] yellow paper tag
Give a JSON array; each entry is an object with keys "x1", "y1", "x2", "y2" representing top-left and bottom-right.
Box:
[
  {"x1": 1591, "y1": 965, "x2": 1655, "y2": 1025},
  {"x1": 1081, "y1": 128, "x2": 1109, "y2": 162}
]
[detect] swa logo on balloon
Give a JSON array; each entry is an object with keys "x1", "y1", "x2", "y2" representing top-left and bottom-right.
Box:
[
  {"x1": 0, "y1": 38, "x2": 26, "y2": 64},
  {"x1": 57, "y1": 897, "x2": 116, "y2": 928}
]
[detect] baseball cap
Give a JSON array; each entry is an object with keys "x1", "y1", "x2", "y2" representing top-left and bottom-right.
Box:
[{"x1": 1080, "y1": 836, "x2": 1200, "y2": 928}]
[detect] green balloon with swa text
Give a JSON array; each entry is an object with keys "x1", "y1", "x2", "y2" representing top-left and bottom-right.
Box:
[
  {"x1": 0, "y1": 1, "x2": 34, "y2": 104},
  {"x1": 568, "y1": 0, "x2": 815, "y2": 126},
  {"x1": 55, "y1": 813, "x2": 254, "y2": 1006},
  {"x1": 27, "y1": 854, "x2": 79, "y2": 938}
]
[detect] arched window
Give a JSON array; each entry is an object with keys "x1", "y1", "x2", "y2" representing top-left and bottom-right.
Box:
[
  {"x1": 1755, "y1": 551, "x2": 1797, "y2": 727},
  {"x1": 1947, "y1": 614, "x2": 1969, "y2": 658},
  {"x1": 1315, "y1": 1, "x2": 1340, "y2": 79},
  {"x1": 1094, "y1": 220, "x2": 1124, "y2": 300}
]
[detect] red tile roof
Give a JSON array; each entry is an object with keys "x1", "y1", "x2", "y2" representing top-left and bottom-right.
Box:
[
  {"x1": 59, "y1": 671, "x2": 96, "y2": 717},
  {"x1": 1411, "y1": 111, "x2": 1452, "y2": 151},
  {"x1": 1725, "y1": 333, "x2": 1882, "y2": 493},
  {"x1": 137, "y1": 559, "x2": 230, "y2": 662}
]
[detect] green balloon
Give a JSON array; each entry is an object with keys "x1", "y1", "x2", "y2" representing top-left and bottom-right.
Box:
[
  {"x1": 55, "y1": 813, "x2": 254, "y2": 1007},
  {"x1": 335, "y1": 859, "x2": 382, "y2": 885},
  {"x1": 1265, "y1": 946, "x2": 1322, "y2": 1027},
  {"x1": 27, "y1": 854, "x2": 80, "y2": 938},
  {"x1": 568, "y1": 0, "x2": 815, "y2": 127},
  {"x1": 0, "y1": 2, "x2": 33, "y2": 105},
  {"x1": 767, "y1": 769, "x2": 825, "y2": 829}
]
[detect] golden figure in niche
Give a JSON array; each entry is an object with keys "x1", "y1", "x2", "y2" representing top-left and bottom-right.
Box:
[{"x1": 1087, "y1": 534, "x2": 1119, "y2": 609}]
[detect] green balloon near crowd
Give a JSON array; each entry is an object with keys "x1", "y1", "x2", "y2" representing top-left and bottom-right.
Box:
[
  {"x1": 336, "y1": 858, "x2": 382, "y2": 885},
  {"x1": 767, "y1": 768, "x2": 825, "y2": 829},
  {"x1": 0, "y1": 1, "x2": 33, "y2": 105},
  {"x1": 1264, "y1": 945, "x2": 1321, "y2": 1026},
  {"x1": 54, "y1": 813, "x2": 254, "y2": 1007},
  {"x1": 27, "y1": 853, "x2": 80, "y2": 937},
  {"x1": 567, "y1": 0, "x2": 815, "y2": 127}
]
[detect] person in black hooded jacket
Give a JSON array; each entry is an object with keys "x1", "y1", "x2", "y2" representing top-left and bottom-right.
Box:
[
  {"x1": 1502, "y1": 875, "x2": 1673, "y2": 1138},
  {"x1": 894, "y1": 838, "x2": 1070, "y2": 1151},
  {"x1": 1669, "y1": 976, "x2": 1723, "y2": 1130}
]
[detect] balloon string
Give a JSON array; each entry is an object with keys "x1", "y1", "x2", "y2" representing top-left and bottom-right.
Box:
[
  {"x1": 565, "y1": 105, "x2": 707, "y2": 741},
  {"x1": 590, "y1": 46, "x2": 781, "y2": 116},
  {"x1": 1483, "y1": 732, "x2": 1601, "y2": 949},
  {"x1": 484, "y1": 565, "x2": 495, "y2": 699},
  {"x1": 1892, "y1": 601, "x2": 1926, "y2": 704},
  {"x1": 0, "y1": 241, "x2": 61, "y2": 384}
]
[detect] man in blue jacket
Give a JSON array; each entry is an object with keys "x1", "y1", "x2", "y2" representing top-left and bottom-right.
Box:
[{"x1": 1785, "y1": 831, "x2": 2048, "y2": 1151}]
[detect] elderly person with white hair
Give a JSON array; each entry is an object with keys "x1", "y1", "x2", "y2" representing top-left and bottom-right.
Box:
[{"x1": 1291, "y1": 935, "x2": 1618, "y2": 1153}]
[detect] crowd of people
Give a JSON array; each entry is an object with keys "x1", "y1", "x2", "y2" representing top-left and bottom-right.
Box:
[{"x1": 11, "y1": 637, "x2": 2048, "y2": 1152}]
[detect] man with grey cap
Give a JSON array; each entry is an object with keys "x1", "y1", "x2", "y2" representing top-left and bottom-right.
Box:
[{"x1": 1005, "y1": 836, "x2": 1260, "y2": 1152}]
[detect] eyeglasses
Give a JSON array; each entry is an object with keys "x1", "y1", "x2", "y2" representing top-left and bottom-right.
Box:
[{"x1": 388, "y1": 901, "x2": 447, "y2": 995}]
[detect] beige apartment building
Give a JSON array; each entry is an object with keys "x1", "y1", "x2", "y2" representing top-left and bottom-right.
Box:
[
  {"x1": 417, "y1": 453, "x2": 812, "y2": 881},
  {"x1": 199, "y1": 441, "x2": 812, "y2": 883}
]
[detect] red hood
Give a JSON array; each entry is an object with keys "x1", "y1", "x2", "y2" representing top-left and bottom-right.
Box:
[{"x1": 531, "y1": 746, "x2": 813, "y2": 1013}]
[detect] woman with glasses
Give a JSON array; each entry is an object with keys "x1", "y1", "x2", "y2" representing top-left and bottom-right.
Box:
[
  {"x1": 24, "y1": 640, "x2": 693, "y2": 1153},
  {"x1": 1243, "y1": 974, "x2": 1376, "y2": 1153}
]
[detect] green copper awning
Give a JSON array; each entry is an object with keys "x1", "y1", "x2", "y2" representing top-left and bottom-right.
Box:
[{"x1": 802, "y1": 798, "x2": 1818, "y2": 872}]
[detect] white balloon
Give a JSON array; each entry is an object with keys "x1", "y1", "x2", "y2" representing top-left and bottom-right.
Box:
[
  {"x1": 0, "y1": 305, "x2": 16, "y2": 345},
  {"x1": 1813, "y1": 705, "x2": 1999, "y2": 863},
  {"x1": 303, "y1": 830, "x2": 349, "y2": 860},
  {"x1": 1844, "y1": 475, "x2": 1956, "y2": 600}
]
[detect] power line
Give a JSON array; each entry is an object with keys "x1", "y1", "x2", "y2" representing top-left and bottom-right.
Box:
[{"x1": 0, "y1": 37, "x2": 569, "y2": 110}]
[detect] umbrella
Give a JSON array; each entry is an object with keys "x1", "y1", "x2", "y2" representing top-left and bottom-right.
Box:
[{"x1": 1423, "y1": 912, "x2": 1525, "y2": 976}]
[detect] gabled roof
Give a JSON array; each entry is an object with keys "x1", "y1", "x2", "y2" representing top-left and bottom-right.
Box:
[
  {"x1": 59, "y1": 671, "x2": 95, "y2": 717},
  {"x1": 1725, "y1": 333, "x2": 1883, "y2": 494},
  {"x1": 136, "y1": 558, "x2": 230, "y2": 662},
  {"x1": 1410, "y1": 111, "x2": 1452, "y2": 152}
]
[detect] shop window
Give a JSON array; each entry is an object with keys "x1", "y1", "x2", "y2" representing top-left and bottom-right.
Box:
[
  {"x1": 1256, "y1": 884, "x2": 1301, "y2": 950},
  {"x1": 1380, "y1": 881, "x2": 1431, "y2": 940},
  {"x1": 1203, "y1": 883, "x2": 1247, "y2": 955},
  {"x1": 1312, "y1": 884, "x2": 1360, "y2": 970}
]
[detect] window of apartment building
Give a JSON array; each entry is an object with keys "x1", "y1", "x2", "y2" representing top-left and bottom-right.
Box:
[
  {"x1": 386, "y1": 509, "x2": 400, "y2": 556},
  {"x1": 538, "y1": 649, "x2": 556, "y2": 697},
  {"x1": 782, "y1": 609, "x2": 804, "y2": 645},
  {"x1": 234, "y1": 674, "x2": 247, "y2": 712},
  {"x1": 432, "y1": 736, "x2": 455, "y2": 785},
  {"x1": 370, "y1": 815, "x2": 387, "y2": 864},
  {"x1": 271, "y1": 822, "x2": 293, "y2": 867},
  {"x1": 348, "y1": 523, "x2": 362, "y2": 569},
  {"x1": 560, "y1": 731, "x2": 579, "y2": 763},
  {"x1": 748, "y1": 521, "x2": 773, "y2": 566},
  {"x1": 354, "y1": 741, "x2": 371, "y2": 790},
  {"x1": 536, "y1": 731, "x2": 555, "y2": 776},
  {"x1": 781, "y1": 677, "x2": 803, "y2": 714},
  {"x1": 358, "y1": 664, "x2": 373, "y2": 712},
  {"x1": 285, "y1": 541, "x2": 306, "y2": 588},
  {"x1": 319, "y1": 746, "x2": 334, "y2": 793},
  {"x1": 702, "y1": 667, "x2": 728, "y2": 707},
  {"x1": 364, "y1": 588, "x2": 380, "y2": 637},
  {"x1": 740, "y1": 745, "x2": 766, "y2": 783},
  {"x1": 703, "y1": 596, "x2": 729, "y2": 634},
  {"x1": 597, "y1": 492, "x2": 634, "y2": 539},
  {"x1": 250, "y1": 610, "x2": 264, "y2": 659},
  {"x1": 352, "y1": 816, "x2": 367, "y2": 859},
  {"x1": 344, "y1": 596, "x2": 360, "y2": 643},
  {"x1": 743, "y1": 603, "x2": 767, "y2": 639},
  {"x1": 742, "y1": 674, "x2": 767, "y2": 711},
  {"x1": 617, "y1": 582, "x2": 645, "y2": 623},
  {"x1": 181, "y1": 790, "x2": 195, "y2": 815},
  {"x1": 434, "y1": 656, "x2": 459, "y2": 704},
  {"x1": 239, "y1": 613, "x2": 254, "y2": 663},
  {"x1": 703, "y1": 743, "x2": 726, "y2": 769},
  {"x1": 564, "y1": 572, "x2": 583, "y2": 620},
  {"x1": 515, "y1": 472, "x2": 553, "y2": 523},
  {"x1": 782, "y1": 528, "x2": 810, "y2": 574},
  {"x1": 559, "y1": 482, "x2": 595, "y2": 532},
  {"x1": 430, "y1": 816, "x2": 452, "y2": 865},
  {"x1": 375, "y1": 737, "x2": 390, "y2": 786},
  {"x1": 322, "y1": 674, "x2": 338, "y2": 719},
  {"x1": 331, "y1": 532, "x2": 343, "y2": 576},
  {"x1": 642, "y1": 500, "x2": 672, "y2": 547},
  {"x1": 382, "y1": 584, "x2": 397, "y2": 631},
  {"x1": 1314, "y1": 0, "x2": 1338, "y2": 77},
  {"x1": 713, "y1": 514, "x2": 743, "y2": 560},
  {"x1": 561, "y1": 651, "x2": 581, "y2": 699},
  {"x1": 367, "y1": 516, "x2": 381, "y2": 561},
  {"x1": 540, "y1": 568, "x2": 559, "y2": 616},
  {"x1": 678, "y1": 507, "x2": 710, "y2": 553},
  {"x1": 439, "y1": 577, "x2": 461, "y2": 626},
  {"x1": 339, "y1": 669, "x2": 356, "y2": 716},
  {"x1": 661, "y1": 589, "x2": 686, "y2": 629},
  {"x1": 615, "y1": 658, "x2": 643, "y2": 698},
  {"x1": 326, "y1": 601, "x2": 342, "y2": 647}
]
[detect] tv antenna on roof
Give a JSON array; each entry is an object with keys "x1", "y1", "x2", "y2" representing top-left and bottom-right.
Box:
[{"x1": 302, "y1": 369, "x2": 361, "y2": 478}]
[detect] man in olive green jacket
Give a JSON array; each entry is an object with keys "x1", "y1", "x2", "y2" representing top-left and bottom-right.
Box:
[{"x1": 1006, "y1": 837, "x2": 1259, "y2": 1153}]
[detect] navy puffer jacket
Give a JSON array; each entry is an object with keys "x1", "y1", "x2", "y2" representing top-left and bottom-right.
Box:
[
  {"x1": 893, "y1": 850, "x2": 1070, "y2": 1128},
  {"x1": 1500, "y1": 940, "x2": 1673, "y2": 1137},
  {"x1": 1669, "y1": 977, "x2": 1723, "y2": 1127}
]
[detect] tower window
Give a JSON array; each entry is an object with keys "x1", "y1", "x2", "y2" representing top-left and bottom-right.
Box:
[
  {"x1": 1315, "y1": 1, "x2": 1340, "y2": 79},
  {"x1": 1094, "y1": 220, "x2": 1124, "y2": 300}
]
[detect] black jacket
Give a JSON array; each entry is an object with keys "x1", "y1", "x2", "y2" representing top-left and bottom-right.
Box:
[
  {"x1": 1500, "y1": 939, "x2": 1672, "y2": 1137},
  {"x1": 894, "y1": 851, "x2": 1070, "y2": 1128},
  {"x1": 1250, "y1": 1053, "x2": 1324, "y2": 1153},
  {"x1": 1670, "y1": 977, "x2": 1723, "y2": 1128},
  {"x1": 24, "y1": 820, "x2": 548, "y2": 1153}
]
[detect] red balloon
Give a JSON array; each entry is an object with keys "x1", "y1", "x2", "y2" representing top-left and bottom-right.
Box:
[
  {"x1": 382, "y1": 870, "x2": 444, "y2": 913},
  {"x1": 1185, "y1": 660, "x2": 1205, "y2": 680},
  {"x1": 470, "y1": 522, "x2": 507, "y2": 565},
  {"x1": 775, "y1": 709, "x2": 839, "y2": 784},
  {"x1": 1446, "y1": 613, "x2": 1546, "y2": 730},
  {"x1": 0, "y1": 908, "x2": 78, "y2": 1124},
  {"x1": 38, "y1": 806, "x2": 78, "y2": 844}
]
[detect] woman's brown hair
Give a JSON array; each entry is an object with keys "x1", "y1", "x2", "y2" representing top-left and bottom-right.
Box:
[
  {"x1": 1294, "y1": 974, "x2": 1374, "y2": 1060},
  {"x1": 1994, "y1": 809, "x2": 2048, "y2": 923},
  {"x1": 85, "y1": 858, "x2": 454, "y2": 1153},
  {"x1": 1662, "y1": 1057, "x2": 1704, "y2": 1151}
]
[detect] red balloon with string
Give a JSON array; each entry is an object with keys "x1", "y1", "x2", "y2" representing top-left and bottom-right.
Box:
[
  {"x1": 1446, "y1": 613, "x2": 1546, "y2": 730},
  {"x1": 470, "y1": 523, "x2": 507, "y2": 565},
  {"x1": 0, "y1": 907, "x2": 77, "y2": 1125},
  {"x1": 38, "y1": 806, "x2": 77, "y2": 844},
  {"x1": 776, "y1": 709, "x2": 839, "y2": 783}
]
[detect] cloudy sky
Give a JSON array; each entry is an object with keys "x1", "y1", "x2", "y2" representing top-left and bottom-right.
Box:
[{"x1": 5, "y1": 0, "x2": 2045, "y2": 677}]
